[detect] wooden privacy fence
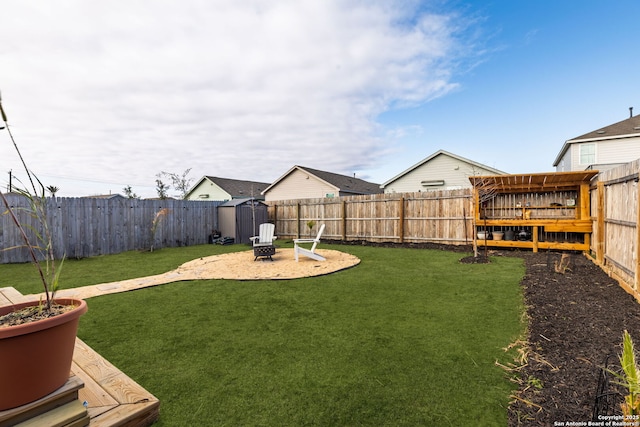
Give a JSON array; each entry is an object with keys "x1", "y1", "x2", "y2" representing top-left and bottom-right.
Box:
[
  {"x1": 590, "y1": 159, "x2": 640, "y2": 300},
  {"x1": 266, "y1": 170, "x2": 640, "y2": 301},
  {"x1": 0, "y1": 196, "x2": 221, "y2": 263},
  {"x1": 3, "y1": 160, "x2": 640, "y2": 303},
  {"x1": 267, "y1": 189, "x2": 475, "y2": 245}
]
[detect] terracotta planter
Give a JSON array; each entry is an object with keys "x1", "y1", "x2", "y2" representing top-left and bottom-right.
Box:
[{"x1": 0, "y1": 298, "x2": 87, "y2": 411}]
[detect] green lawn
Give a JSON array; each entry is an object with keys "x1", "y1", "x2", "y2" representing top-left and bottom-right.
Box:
[{"x1": 1, "y1": 244, "x2": 526, "y2": 426}]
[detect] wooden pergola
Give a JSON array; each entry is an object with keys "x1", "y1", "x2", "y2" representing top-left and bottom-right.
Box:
[{"x1": 469, "y1": 171, "x2": 599, "y2": 252}]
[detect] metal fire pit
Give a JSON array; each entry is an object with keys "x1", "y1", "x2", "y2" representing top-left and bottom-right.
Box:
[{"x1": 253, "y1": 245, "x2": 276, "y2": 261}]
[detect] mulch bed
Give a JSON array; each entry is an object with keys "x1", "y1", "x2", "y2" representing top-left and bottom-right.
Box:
[
  {"x1": 330, "y1": 240, "x2": 640, "y2": 425},
  {"x1": 504, "y1": 250, "x2": 640, "y2": 426}
]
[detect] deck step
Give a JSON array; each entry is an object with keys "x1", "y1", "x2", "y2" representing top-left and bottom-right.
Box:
[
  {"x1": 0, "y1": 376, "x2": 87, "y2": 427},
  {"x1": 16, "y1": 399, "x2": 89, "y2": 427}
]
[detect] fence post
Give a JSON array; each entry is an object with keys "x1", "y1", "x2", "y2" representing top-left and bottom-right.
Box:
[
  {"x1": 271, "y1": 203, "x2": 278, "y2": 230},
  {"x1": 636, "y1": 181, "x2": 640, "y2": 291},
  {"x1": 341, "y1": 200, "x2": 347, "y2": 241},
  {"x1": 296, "y1": 202, "x2": 301, "y2": 239},
  {"x1": 398, "y1": 197, "x2": 405, "y2": 243},
  {"x1": 580, "y1": 183, "x2": 590, "y2": 220},
  {"x1": 596, "y1": 181, "x2": 605, "y2": 265}
]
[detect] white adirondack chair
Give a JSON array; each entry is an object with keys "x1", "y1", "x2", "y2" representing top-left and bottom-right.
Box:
[
  {"x1": 249, "y1": 223, "x2": 277, "y2": 247},
  {"x1": 294, "y1": 224, "x2": 326, "y2": 262}
]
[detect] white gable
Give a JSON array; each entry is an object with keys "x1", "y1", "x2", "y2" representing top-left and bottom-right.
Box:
[
  {"x1": 264, "y1": 168, "x2": 338, "y2": 201},
  {"x1": 185, "y1": 178, "x2": 231, "y2": 201},
  {"x1": 382, "y1": 151, "x2": 504, "y2": 193}
]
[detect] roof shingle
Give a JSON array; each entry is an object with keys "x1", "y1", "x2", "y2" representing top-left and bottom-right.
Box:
[
  {"x1": 569, "y1": 114, "x2": 640, "y2": 142},
  {"x1": 206, "y1": 176, "x2": 270, "y2": 198},
  {"x1": 296, "y1": 166, "x2": 382, "y2": 194}
]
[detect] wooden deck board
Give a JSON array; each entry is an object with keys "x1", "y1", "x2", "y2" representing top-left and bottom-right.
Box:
[
  {"x1": 86, "y1": 402, "x2": 160, "y2": 427},
  {"x1": 0, "y1": 286, "x2": 28, "y2": 305},
  {"x1": 0, "y1": 293, "x2": 11, "y2": 308},
  {"x1": 71, "y1": 361, "x2": 119, "y2": 420},
  {"x1": 73, "y1": 338, "x2": 160, "y2": 426}
]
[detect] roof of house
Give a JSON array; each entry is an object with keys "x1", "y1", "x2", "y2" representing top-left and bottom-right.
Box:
[
  {"x1": 571, "y1": 114, "x2": 640, "y2": 141},
  {"x1": 381, "y1": 149, "x2": 507, "y2": 188},
  {"x1": 262, "y1": 165, "x2": 382, "y2": 196},
  {"x1": 219, "y1": 197, "x2": 268, "y2": 207},
  {"x1": 208, "y1": 176, "x2": 270, "y2": 198},
  {"x1": 186, "y1": 176, "x2": 270, "y2": 199},
  {"x1": 81, "y1": 194, "x2": 125, "y2": 199},
  {"x1": 553, "y1": 114, "x2": 640, "y2": 166}
]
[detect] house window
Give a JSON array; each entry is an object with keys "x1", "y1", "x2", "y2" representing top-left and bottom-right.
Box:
[{"x1": 579, "y1": 143, "x2": 595, "y2": 165}]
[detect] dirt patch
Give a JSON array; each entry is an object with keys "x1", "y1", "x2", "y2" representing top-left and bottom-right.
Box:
[
  {"x1": 459, "y1": 254, "x2": 491, "y2": 264},
  {"x1": 325, "y1": 239, "x2": 473, "y2": 253}
]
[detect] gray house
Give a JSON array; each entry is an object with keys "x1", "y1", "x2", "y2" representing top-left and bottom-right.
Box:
[{"x1": 554, "y1": 113, "x2": 640, "y2": 172}]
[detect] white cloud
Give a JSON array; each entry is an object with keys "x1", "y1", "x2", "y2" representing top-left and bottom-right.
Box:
[{"x1": 0, "y1": 0, "x2": 473, "y2": 197}]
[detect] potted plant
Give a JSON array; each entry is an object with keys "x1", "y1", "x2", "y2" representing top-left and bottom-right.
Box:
[{"x1": 0, "y1": 92, "x2": 87, "y2": 411}]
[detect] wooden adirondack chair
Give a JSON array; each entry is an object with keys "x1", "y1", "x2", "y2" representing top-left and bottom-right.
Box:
[
  {"x1": 294, "y1": 224, "x2": 326, "y2": 262},
  {"x1": 250, "y1": 223, "x2": 277, "y2": 247},
  {"x1": 250, "y1": 223, "x2": 277, "y2": 261}
]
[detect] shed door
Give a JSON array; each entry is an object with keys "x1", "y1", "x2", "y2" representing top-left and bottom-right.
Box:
[
  {"x1": 236, "y1": 203, "x2": 268, "y2": 244},
  {"x1": 218, "y1": 207, "x2": 235, "y2": 239}
]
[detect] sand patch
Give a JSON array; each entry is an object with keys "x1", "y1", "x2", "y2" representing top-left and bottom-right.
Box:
[
  {"x1": 175, "y1": 248, "x2": 360, "y2": 280},
  {"x1": 31, "y1": 248, "x2": 360, "y2": 301}
]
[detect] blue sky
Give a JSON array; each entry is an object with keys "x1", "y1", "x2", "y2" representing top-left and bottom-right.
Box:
[
  {"x1": 374, "y1": 1, "x2": 640, "y2": 178},
  {"x1": 1, "y1": 1, "x2": 638, "y2": 198}
]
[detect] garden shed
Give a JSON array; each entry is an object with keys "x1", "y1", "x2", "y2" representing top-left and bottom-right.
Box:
[
  {"x1": 218, "y1": 198, "x2": 269, "y2": 244},
  {"x1": 469, "y1": 171, "x2": 599, "y2": 252}
]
